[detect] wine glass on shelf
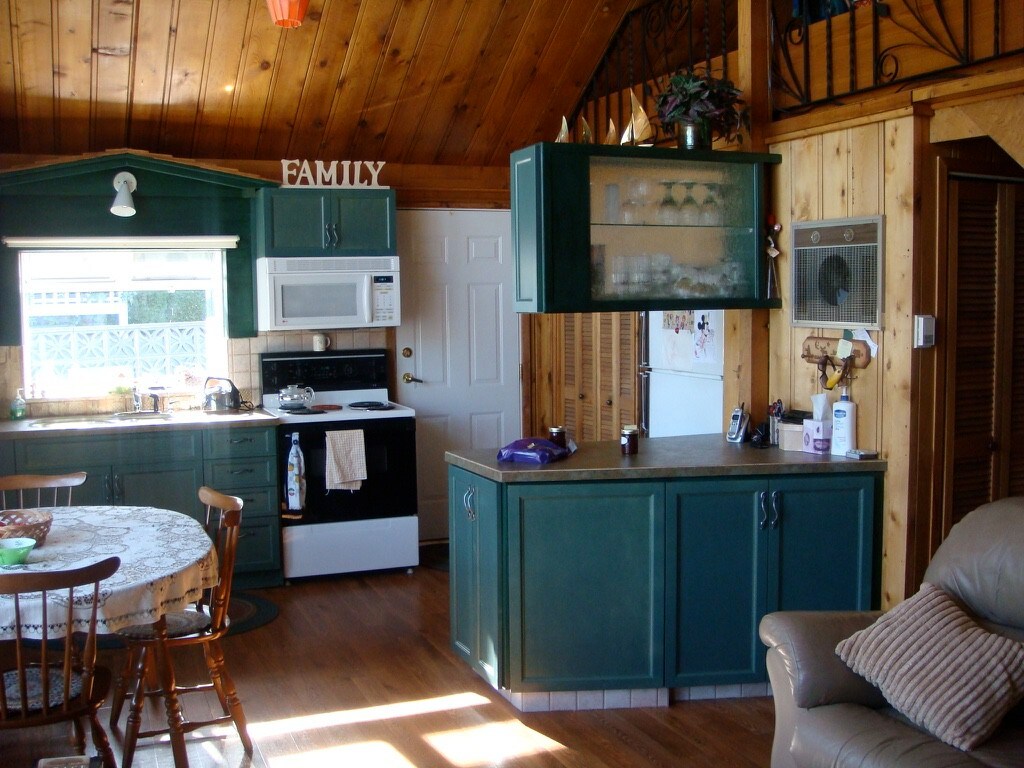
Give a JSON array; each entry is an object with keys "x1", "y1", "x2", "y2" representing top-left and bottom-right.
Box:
[
  {"x1": 699, "y1": 182, "x2": 722, "y2": 226},
  {"x1": 678, "y1": 182, "x2": 700, "y2": 226},
  {"x1": 656, "y1": 181, "x2": 679, "y2": 225}
]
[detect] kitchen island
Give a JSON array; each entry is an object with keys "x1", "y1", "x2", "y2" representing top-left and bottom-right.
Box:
[{"x1": 446, "y1": 434, "x2": 884, "y2": 712}]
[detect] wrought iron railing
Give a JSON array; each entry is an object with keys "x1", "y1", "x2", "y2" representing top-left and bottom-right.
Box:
[
  {"x1": 569, "y1": 0, "x2": 734, "y2": 145},
  {"x1": 568, "y1": 0, "x2": 1022, "y2": 140},
  {"x1": 771, "y1": 0, "x2": 1023, "y2": 116}
]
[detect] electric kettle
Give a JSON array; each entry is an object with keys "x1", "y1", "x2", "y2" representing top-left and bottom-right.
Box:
[
  {"x1": 204, "y1": 377, "x2": 242, "y2": 411},
  {"x1": 278, "y1": 384, "x2": 315, "y2": 410}
]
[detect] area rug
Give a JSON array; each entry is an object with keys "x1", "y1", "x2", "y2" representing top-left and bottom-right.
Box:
[
  {"x1": 226, "y1": 591, "x2": 279, "y2": 636},
  {"x1": 73, "y1": 591, "x2": 279, "y2": 649}
]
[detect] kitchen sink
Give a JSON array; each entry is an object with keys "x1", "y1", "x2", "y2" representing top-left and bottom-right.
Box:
[
  {"x1": 29, "y1": 416, "x2": 115, "y2": 428},
  {"x1": 111, "y1": 411, "x2": 173, "y2": 421}
]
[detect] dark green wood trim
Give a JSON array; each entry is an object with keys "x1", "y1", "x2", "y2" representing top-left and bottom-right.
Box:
[{"x1": 0, "y1": 154, "x2": 275, "y2": 344}]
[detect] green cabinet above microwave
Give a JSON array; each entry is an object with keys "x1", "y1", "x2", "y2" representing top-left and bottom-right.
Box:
[
  {"x1": 510, "y1": 142, "x2": 782, "y2": 313},
  {"x1": 256, "y1": 188, "x2": 397, "y2": 257}
]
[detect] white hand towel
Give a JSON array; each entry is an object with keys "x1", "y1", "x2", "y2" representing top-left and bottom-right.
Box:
[{"x1": 325, "y1": 429, "x2": 367, "y2": 491}]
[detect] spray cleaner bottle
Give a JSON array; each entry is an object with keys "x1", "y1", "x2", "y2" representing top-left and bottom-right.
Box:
[{"x1": 831, "y1": 386, "x2": 858, "y2": 456}]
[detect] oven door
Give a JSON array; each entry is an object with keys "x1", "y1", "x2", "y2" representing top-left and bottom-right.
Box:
[{"x1": 277, "y1": 416, "x2": 417, "y2": 524}]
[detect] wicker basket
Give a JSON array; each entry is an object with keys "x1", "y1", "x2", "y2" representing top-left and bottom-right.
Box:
[{"x1": 0, "y1": 509, "x2": 54, "y2": 545}]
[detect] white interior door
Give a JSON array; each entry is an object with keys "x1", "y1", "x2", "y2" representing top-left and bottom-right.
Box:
[{"x1": 395, "y1": 209, "x2": 520, "y2": 541}]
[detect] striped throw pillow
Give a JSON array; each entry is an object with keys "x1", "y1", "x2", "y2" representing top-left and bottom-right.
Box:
[{"x1": 836, "y1": 582, "x2": 1024, "y2": 751}]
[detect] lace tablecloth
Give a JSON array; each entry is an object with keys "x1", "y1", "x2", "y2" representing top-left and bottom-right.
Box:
[{"x1": 0, "y1": 505, "x2": 218, "y2": 639}]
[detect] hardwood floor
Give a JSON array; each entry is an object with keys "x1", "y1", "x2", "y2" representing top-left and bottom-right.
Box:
[{"x1": 5, "y1": 559, "x2": 776, "y2": 768}]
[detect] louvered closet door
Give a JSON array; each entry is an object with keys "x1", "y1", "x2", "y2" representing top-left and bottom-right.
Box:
[
  {"x1": 560, "y1": 313, "x2": 638, "y2": 442},
  {"x1": 945, "y1": 178, "x2": 1024, "y2": 526}
]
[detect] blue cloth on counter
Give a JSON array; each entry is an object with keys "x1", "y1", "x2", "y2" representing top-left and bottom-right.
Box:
[{"x1": 496, "y1": 438, "x2": 572, "y2": 464}]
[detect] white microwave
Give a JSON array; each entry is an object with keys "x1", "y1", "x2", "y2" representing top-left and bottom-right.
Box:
[{"x1": 256, "y1": 256, "x2": 400, "y2": 331}]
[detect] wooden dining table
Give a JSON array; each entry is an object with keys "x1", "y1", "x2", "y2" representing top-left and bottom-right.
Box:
[{"x1": 0, "y1": 505, "x2": 219, "y2": 768}]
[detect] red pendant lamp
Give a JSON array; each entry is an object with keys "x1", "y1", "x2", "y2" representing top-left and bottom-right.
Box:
[{"x1": 266, "y1": 0, "x2": 310, "y2": 28}]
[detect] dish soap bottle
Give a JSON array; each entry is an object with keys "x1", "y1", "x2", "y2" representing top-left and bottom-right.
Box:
[
  {"x1": 831, "y1": 386, "x2": 857, "y2": 456},
  {"x1": 9, "y1": 388, "x2": 27, "y2": 420}
]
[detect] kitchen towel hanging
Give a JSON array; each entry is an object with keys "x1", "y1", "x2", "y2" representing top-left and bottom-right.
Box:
[
  {"x1": 285, "y1": 431, "x2": 306, "y2": 512},
  {"x1": 326, "y1": 429, "x2": 367, "y2": 491}
]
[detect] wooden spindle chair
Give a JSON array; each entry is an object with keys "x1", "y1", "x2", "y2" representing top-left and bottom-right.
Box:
[
  {"x1": 109, "y1": 486, "x2": 252, "y2": 768},
  {"x1": 0, "y1": 472, "x2": 88, "y2": 510},
  {"x1": 0, "y1": 556, "x2": 121, "y2": 768}
]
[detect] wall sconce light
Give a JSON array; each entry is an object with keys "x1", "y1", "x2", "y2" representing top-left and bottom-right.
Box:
[
  {"x1": 111, "y1": 172, "x2": 137, "y2": 217},
  {"x1": 266, "y1": 0, "x2": 310, "y2": 28}
]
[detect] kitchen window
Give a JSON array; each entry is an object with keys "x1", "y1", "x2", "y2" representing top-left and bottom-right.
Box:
[{"x1": 13, "y1": 237, "x2": 235, "y2": 399}]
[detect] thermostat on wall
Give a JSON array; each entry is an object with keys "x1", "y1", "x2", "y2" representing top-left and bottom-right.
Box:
[{"x1": 913, "y1": 315, "x2": 935, "y2": 349}]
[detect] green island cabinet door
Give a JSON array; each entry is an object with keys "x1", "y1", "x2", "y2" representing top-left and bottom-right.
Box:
[
  {"x1": 448, "y1": 467, "x2": 502, "y2": 687},
  {"x1": 666, "y1": 473, "x2": 876, "y2": 687},
  {"x1": 506, "y1": 481, "x2": 665, "y2": 692},
  {"x1": 258, "y1": 188, "x2": 397, "y2": 256}
]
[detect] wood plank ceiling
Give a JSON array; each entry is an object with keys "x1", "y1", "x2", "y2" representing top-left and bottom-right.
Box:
[{"x1": 0, "y1": 0, "x2": 640, "y2": 167}]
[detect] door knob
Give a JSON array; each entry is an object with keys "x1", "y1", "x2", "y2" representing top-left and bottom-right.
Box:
[{"x1": 403, "y1": 372, "x2": 423, "y2": 383}]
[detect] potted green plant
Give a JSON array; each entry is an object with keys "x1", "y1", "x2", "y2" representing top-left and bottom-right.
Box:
[{"x1": 655, "y1": 68, "x2": 750, "y2": 149}]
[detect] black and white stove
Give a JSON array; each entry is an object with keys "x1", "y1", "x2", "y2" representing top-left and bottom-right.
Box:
[{"x1": 260, "y1": 349, "x2": 418, "y2": 579}]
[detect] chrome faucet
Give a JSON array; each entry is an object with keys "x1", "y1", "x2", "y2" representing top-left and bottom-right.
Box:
[{"x1": 132, "y1": 386, "x2": 142, "y2": 412}]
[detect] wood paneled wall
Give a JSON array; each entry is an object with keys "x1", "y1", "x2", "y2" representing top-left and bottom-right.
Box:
[{"x1": 768, "y1": 114, "x2": 919, "y2": 607}]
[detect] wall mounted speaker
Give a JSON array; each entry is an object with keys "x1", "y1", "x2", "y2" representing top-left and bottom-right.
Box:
[{"x1": 791, "y1": 216, "x2": 884, "y2": 329}]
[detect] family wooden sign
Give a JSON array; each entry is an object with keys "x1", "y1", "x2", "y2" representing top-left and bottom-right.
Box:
[{"x1": 280, "y1": 159, "x2": 387, "y2": 189}]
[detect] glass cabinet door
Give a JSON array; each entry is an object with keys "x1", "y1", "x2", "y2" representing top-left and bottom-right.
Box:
[
  {"x1": 511, "y1": 142, "x2": 781, "y2": 314},
  {"x1": 589, "y1": 156, "x2": 757, "y2": 304}
]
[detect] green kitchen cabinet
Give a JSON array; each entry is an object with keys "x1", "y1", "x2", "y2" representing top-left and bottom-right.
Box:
[
  {"x1": 257, "y1": 188, "x2": 397, "y2": 257},
  {"x1": 449, "y1": 467, "x2": 502, "y2": 687},
  {"x1": 665, "y1": 473, "x2": 877, "y2": 687},
  {"x1": 203, "y1": 426, "x2": 282, "y2": 588},
  {"x1": 506, "y1": 481, "x2": 665, "y2": 691},
  {"x1": 13, "y1": 430, "x2": 204, "y2": 515},
  {"x1": 0, "y1": 440, "x2": 13, "y2": 475},
  {"x1": 510, "y1": 141, "x2": 781, "y2": 313}
]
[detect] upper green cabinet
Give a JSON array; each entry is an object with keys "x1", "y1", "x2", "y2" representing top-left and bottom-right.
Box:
[
  {"x1": 510, "y1": 142, "x2": 782, "y2": 313},
  {"x1": 256, "y1": 188, "x2": 397, "y2": 257}
]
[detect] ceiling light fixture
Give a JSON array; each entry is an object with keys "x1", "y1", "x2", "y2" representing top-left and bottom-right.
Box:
[
  {"x1": 110, "y1": 172, "x2": 137, "y2": 217},
  {"x1": 266, "y1": 0, "x2": 310, "y2": 28}
]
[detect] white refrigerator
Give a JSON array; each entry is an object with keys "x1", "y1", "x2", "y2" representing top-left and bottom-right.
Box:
[{"x1": 640, "y1": 310, "x2": 725, "y2": 437}]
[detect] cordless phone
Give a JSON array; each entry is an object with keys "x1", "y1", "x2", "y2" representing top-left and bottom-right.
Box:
[{"x1": 726, "y1": 404, "x2": 749, "y2": 442}]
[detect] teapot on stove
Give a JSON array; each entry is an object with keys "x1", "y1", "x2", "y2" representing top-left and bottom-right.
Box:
[{"x1": 278, "y1": 384, "x2": 315, "y2": 411}]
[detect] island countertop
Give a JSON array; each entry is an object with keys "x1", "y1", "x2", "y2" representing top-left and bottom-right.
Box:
[{"x1": 445, "y1": 433, "x2": 886, "y2": 483}]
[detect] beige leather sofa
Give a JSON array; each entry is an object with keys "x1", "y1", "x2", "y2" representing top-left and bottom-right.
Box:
[{"x1": 759, "y1": 497, "x2": 1024, "y2": 768}]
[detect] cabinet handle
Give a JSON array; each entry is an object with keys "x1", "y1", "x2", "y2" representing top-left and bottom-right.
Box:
[
  {"x1": 770, "y1": 490, "x2": 782, "y2": 529},
  {"x1": 229, "y1": 437, "x2": 254, "y2": 444},
  {"x1": 327, "y1": 223, "x2": 339, "y2": 246},
  {"x1": 464, "y1": 486, "x2": 477, "y2": 522},
  {"x1": 104, "y1": 474, "x2": 115, "y2": 503},
  {"x1": 229, "y1": 468, "x2": 255, "y2": 475},
  {"x1": 578, "y1": 393, "x2": 585, "y2": 400},
  {"x1": 758, "y1": 491, "x2": 769, "y2": 530},
  {"x1": 605, "y1": 398, "x2": 613, "y2": 406},
  {"x1": 113, "y1": 473, "x2": 124, "y2": 502}
]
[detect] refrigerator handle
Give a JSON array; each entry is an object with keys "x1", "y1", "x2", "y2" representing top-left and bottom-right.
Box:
[
  {"x1": 638, "y1": 368, "x2": 650, "y2": 437},
  {"x1": 638, "y1": 311, "x2": 650, "y2": 368}
]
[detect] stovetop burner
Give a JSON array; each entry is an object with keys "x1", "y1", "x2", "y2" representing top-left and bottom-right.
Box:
[{"x1": 348, "y1": 400, "x2": 393, "y2": 411}]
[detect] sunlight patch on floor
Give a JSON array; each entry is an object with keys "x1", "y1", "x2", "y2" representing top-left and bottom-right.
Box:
[
  {"x1": 248, "y1": 692, "x2": 491, "y2": 739},
  {"x1": 268, "y1": 741, "x2": 418, "y2": 767},
  {"x1": 424, "y1": 720, "x2": 567, "y2": 767}
]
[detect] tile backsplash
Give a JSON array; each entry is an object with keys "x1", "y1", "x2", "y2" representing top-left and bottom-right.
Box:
[{"x1": 1, "y1": 328, "x2": 389, "y2": 419}]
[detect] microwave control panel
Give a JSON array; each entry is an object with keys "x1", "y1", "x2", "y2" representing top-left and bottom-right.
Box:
[{"x1": 371, "y1": 274, "x2": 400, "y2": 324}]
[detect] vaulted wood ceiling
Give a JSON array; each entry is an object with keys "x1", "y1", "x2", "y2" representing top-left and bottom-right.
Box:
[{"x1": 0, "y1": 0, "x2": 641, "y2": 168}]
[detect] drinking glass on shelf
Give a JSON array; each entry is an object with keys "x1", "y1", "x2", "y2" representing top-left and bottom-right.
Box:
[
  {"x1": 656, "y1": 181, "x2": 679, "y2": 225},
  {"x1": 699, "y1": 182, "x2": 722, "y2": 226},
  {"x1": 678, "y1": 182, "x2": 700, "y2": 226}
]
